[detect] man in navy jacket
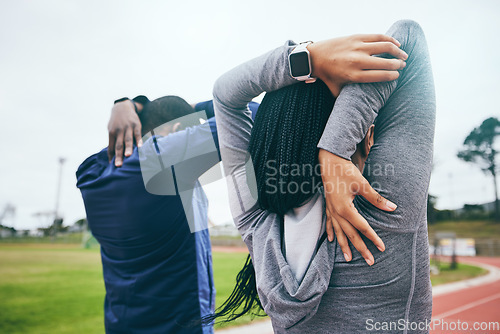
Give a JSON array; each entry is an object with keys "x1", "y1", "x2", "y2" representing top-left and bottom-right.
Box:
[{"x1": 77, "y1": 96, "x2": 257, "y2": 333}]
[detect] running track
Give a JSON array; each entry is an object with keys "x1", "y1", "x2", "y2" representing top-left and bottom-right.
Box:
[{"x1": 431, "y1": 256, "x2": 500, "y2": 334}]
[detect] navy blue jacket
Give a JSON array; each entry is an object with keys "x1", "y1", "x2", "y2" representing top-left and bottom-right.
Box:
[{"x1": 76, "y1": 100, "x2": 258, "y2": 333}]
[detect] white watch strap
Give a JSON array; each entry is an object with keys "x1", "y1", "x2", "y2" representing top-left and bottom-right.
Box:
[
  {"x1": 293, "y1": 42, "x2": 311, "y2": 53},
  {"x1": 290, "y1": 42, "x2": 317, "y2": 83}
]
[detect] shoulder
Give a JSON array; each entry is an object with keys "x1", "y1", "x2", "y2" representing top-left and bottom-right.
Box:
[{"x1": 76, "y1": 147, "x2": 141, "y2": 188}]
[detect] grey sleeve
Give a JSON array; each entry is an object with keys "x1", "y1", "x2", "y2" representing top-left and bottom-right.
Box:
[
  {"x1": 318, "y1": 20, "x2": 436, "y2": 230},
  {"x1": 213, "y1": 43, "x2": 339, "y2": 330},
  {"x1": 212, "y1": 41, "x2": 297, "y2": 243}
]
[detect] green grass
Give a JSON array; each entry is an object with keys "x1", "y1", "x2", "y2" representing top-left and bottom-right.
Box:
[
  {"x1": 0, "y1": 243, "x2": 489, "y2": 333},
  {"x1": 430, "y1": 259, "x2": 488, "y2": 286},
  {"x1": 0, "y1": 233, "x2": 86, "y2": 244},
  {"x1": 0, "y1": 244, "x2": 105, "y2": 334},
  {"x1": 428, "y1": 220, "x2": 500, "y2": 240},
  {"x1": 211, "y1": 252, "x2": 267, "y2": 329},
  {"x1": 0, "y1": 244, "x2": 265, "y2": 333}
]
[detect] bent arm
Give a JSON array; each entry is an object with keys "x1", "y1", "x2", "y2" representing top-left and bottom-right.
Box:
[
  {"x1": 213, "y1": 44, "x2": 340, "y2": 329},
  {"x1": 213, "y1": 41, "x2": 297, "y2": 234},
  {"x1": 138, "y1": 118, "x2": 220, "y2": 197},
  {"x1": 318, "y1": 20, "x2": 436, "y2": 230}
]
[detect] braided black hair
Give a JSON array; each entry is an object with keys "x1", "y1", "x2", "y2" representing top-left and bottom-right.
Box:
[
  {"x1": 249, "y1": 79, "x2": 335, "y2": 215},
  {"x1": 200, "y1": 80, "x2": 334, "y2": 327},
  {"x1": 199, "y1": 254, "x2": 263, "y2": 326}
]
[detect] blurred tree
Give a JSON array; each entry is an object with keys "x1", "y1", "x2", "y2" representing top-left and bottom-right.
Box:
[
  {"x1": 53, "y1": 218, "x2": 64, "y2": 231},
  {"x1": 427, "y1": 194, "x2": 438, "y2": 224},
  {"x1": 74, "y1": 218, "x2": 87, "y2": 227},
  {"x1": 461, "y1": 203, "x2": 490, "y2": 220},
  {"x1": 435, "y1": 209, "x2": 454, "y2": 221},
  {"x1": 458, "y1": 117, "x2": 500, "y2": 221}
]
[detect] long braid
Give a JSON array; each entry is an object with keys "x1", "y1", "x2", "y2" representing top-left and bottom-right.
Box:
[
  {"x1": 200, "y1": 80, "x2": 334, "y2": 327},
  {"x1": 250, "y1": 80, "x2": 334, "y2": 215}
]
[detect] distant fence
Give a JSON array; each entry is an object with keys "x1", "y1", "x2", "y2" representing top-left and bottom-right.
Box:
[
  {"x1": 474, "y1": 239, "x2": 500, "y2": 257},
  {"x1": 429, "y1": 238, "x2": 500, "y2": 257}
]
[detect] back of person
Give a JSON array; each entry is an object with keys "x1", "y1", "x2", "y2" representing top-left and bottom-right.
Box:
[
  {"x1": 77, "y1": 147, "x2": 214, "y2": 334},
  {"x1": 212, "y1": 20, "x2": 434, "y2": 334},
  {"x1": 287, "y1": 20, "x2": 435, "y2": 333},
  {"x1": 77, "y1": 97, "x2": 218, "y2": 334}
]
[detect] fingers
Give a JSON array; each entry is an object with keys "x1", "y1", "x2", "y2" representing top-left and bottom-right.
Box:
[
  {"x1": 356, "y1": 70, "x2": 400, "y2": 83},
  {"x1": 330, "y1": 212, "x2": 352, "y2": 262},
  {"x1": 362, "y1": 41, "x2": 408, "y2": 60},
  {"x1": 326, "y1": 208, "x2": 334, "y2": 242},
  {"x1": 134, "y1": 124, "x2": 143, "y2": 148},
  {"x1": 334, "y1": 211, "x2": 374, "y2": 266},
  {"x1": 357, "y1": 34, "x2": 401, "y2": 47},
  {"x1": 114, "y1": 130, "x2": 125, "y2": 167},
  {"x1": 339, "y1": 204, "x2": 385, "y2": 253},
  {"x1": 108, "y1": 133, "x2": 116, "y2": 163},
  {"x1": 362, "y1": 56, "x2": 406, "y2": 71},
  {"x1": 326, "y1": 207, "x2": 352, "y2": 262},
  {"x1": 357, "y1": 180, "x2": 397, "y2": 212},
  {"x1": 124, "y1": 127, "x2": 134, "y2": 157}
]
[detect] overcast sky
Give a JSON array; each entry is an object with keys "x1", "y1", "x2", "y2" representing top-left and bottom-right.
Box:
[{"x1": 1, "y1": 0, "x2": 499, "y2": 229}]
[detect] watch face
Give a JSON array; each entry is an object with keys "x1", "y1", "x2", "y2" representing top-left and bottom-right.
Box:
[{"x1": 290, "y1": 52, "x2": 310, "y2": 77}]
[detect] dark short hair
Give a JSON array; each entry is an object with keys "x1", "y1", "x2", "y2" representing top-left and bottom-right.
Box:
[{"x1": 139, "y1": 96, "x2": 196, "y2": 135}]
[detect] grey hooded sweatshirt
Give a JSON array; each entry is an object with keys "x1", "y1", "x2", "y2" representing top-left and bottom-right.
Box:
[{"x1": 213, "y1": 19, "x2": 435, "y2": 334}]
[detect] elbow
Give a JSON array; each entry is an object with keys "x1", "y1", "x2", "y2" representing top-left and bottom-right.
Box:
[
  {"x1": 212, "y1": 73, "x2": 230, "y2": 109},
  {"x1": 213, "y1": 68, "x2": 247, "y2": 111}
]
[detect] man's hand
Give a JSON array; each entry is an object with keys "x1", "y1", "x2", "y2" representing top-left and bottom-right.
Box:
[
  {"x1": 107, "y1": 100, "x2": 143, "y2": 167},
  {"x1": 319, "y1": 149, "x2": 397, "y2": 266},
  {"x1": 308, "y1": 34, "x2": 407, "y2": 97}
]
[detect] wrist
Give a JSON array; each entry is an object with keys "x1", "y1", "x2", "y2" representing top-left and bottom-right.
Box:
[
  {"x1": 132, "y1": 95, "x2": 150, "y2": 113},
  {"x1": 307, "y1": 41, "x2": 342, "y2": 97},
  {"x1": 134, "y1": 101, "x2": 144, "y2": 113},
  {"x1": 307, "y1": 42, "x2": 322, "y2": 79},
  {"x1": 114, "y1": 98, "x2": 140, "y2": 114},
  {"x1": 319, "y1": 148, "x2": 350, "y2": 164},
  {"x1": 288, "y1": 41, "x2": 316, "y2": 83}
]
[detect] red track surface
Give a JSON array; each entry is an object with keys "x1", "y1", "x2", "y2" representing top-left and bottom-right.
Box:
[
  {"x1": 214, "y1": 248, "x2": 500, "y2": 333},
  {"x1": 212, "y1": 245, "x2": 248, "y2": 253},
  {"x1": 431, "y1": 257, "x2": 500, "y2": 334}
]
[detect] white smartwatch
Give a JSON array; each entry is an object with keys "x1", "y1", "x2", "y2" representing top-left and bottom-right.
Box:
[{"x1": 288, "y1": 41, "x2": 317, "y2": 83}]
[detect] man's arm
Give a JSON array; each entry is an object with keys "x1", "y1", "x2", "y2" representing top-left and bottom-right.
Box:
[
  {"x1": 108, "y1": 98, "x2": 256, "y2": 169},
  {"x1": 193, "y1": 100, "x2": 216, "y2": 119},
  {"x1": 194, "y1": 99, "x2": 259, "y2": 121}
]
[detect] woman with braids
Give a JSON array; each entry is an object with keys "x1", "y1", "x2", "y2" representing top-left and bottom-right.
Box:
[{"x1": 211, "y1": 20, "x2": 435, "y2": 333}]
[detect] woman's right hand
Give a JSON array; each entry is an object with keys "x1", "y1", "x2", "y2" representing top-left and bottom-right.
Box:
[
  {"x1": 320, "y1": 149, "x2": 397, "y2": 266},
  {"x1": 308, "y1": 34, "x2": 407, "y2": 97}
]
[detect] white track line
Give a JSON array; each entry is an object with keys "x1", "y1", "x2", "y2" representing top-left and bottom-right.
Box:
[
  {"x1": 433, "y1": 292, "x2": 500, "y2": 320},
  {"x1": 432, "y1": 261, "x2": 500, "y2": 297}
]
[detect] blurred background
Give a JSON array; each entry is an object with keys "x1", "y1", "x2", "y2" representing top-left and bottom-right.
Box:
[{"x1": 1, "y1": 1, "x2": 499, "y2": 333}]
